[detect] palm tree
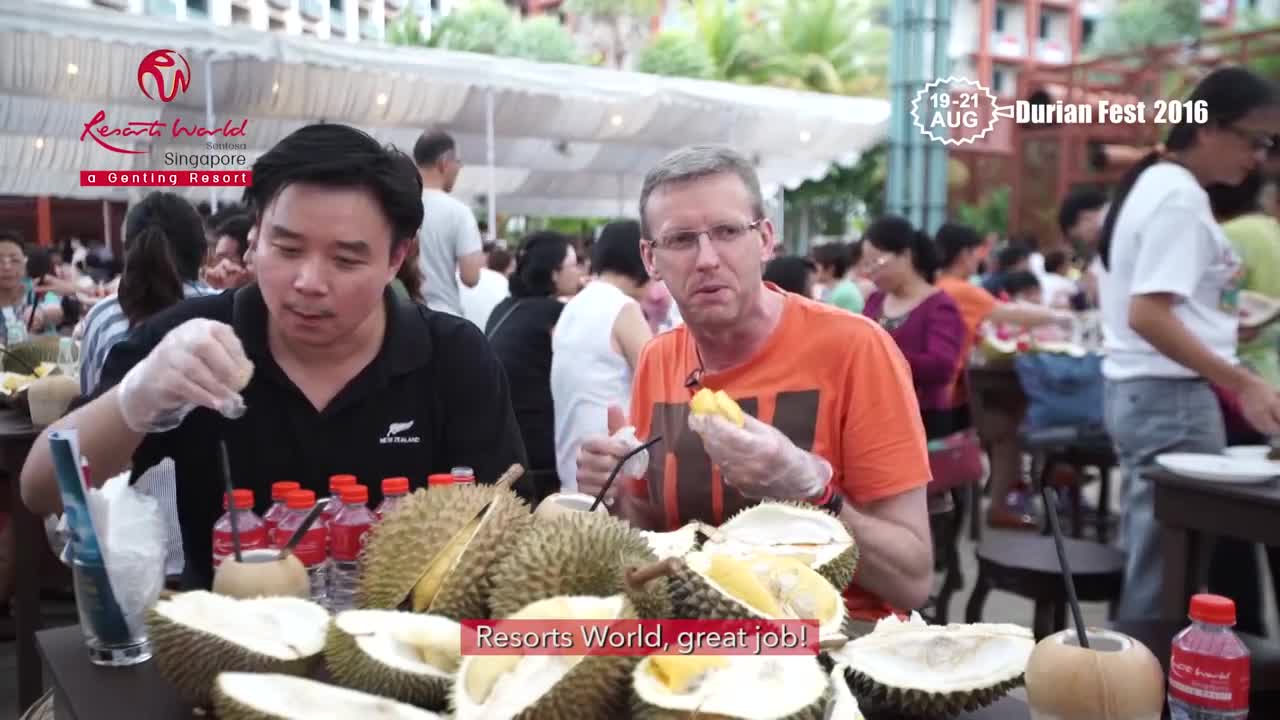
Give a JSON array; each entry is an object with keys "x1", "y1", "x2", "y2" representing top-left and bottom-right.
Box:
[{"x1": 763, "y1": 0, "x2": 889, "y2": 96}]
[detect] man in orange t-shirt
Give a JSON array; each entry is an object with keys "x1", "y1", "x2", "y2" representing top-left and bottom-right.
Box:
[{"x1": 576, "y1": 145, "x2": 934, "y2": 623}]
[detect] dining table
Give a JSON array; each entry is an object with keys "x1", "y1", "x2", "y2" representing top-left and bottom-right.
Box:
[
  {"x1": 1152, "y1": 464, "x2": 1280, "y2": 621},
  {"x1": 35, "y1": 623, "x2": 1035, "y2": 719}
]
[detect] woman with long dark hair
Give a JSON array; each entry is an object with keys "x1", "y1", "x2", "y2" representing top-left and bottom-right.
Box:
[
  {"x1": 76, "y1": 191, "x2": 216, "y2": 583},
  {"x1": 1098, "y1": 66, "x2": 1280, "y2": 624},
  {"x1": 485, "y1": 231, "x2": 582, "y2": 503}
]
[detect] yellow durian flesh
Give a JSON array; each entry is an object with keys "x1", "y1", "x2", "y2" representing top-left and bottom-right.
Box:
[
  {"x1": 688, "y1": 387, "x2": 746, "y2": 427},
  {"x1": 689, "y1": 388, "x2": 718, "y2": 417},
  {"x1": 679, "y1": 551, "x2": 846, "y2": 637},
  {"x1": 713, "y1": 390, "x2": 745, "y2": 427},
  {"x1": 646, "y1": 655, "x2": 731, "y2": 694},
  {"x1": 411, "y1": 506, "x2": 488, "y2": 612},
  {"x1": 391, "y1": 621, "x2": 463, "y2": 674}
]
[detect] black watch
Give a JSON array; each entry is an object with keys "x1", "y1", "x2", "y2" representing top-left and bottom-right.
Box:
[{"x1": 818, "y1": 489, "x2": 844, "y2": 516}]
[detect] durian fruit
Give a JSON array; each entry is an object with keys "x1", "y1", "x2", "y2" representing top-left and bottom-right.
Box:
[
  {"x1": 688, "y1": 387, "x2": 745, "y2": 427},
  {"x1": 825, "y1": 660, "x2": 866, "y2": 720},
  {"x1": 452, "y1": 594, "x2": 639, "y2": 720},
  {"x1": 212, "y1": 672, "x2": 444, "y2": 720},
  {"x1": 324, "y1": 609, "x2": 462, "y2": 710},
  {"x1": 631, "y1": 654, "x2": 831, "y2": 719},
  {"x1": 825, "y1": 614, "x2": 1035, "y2": 717},
  {"x1": 660, "y1": 552, "x2": 848, "y2": 639},
  {"x1": 145, "y1": 590, "x2": 329, "y2": 707},
  {"x1": 357, "y1": 482, "x2": 533, "y2": 620},
  {"x1": 487, "y1": 512, "x2": 671, "y2": 619},
  {"x1": 701, "y1": 501, "x2": 858, "y2": 591},
  {"x1": 640, "y1": 523, "x2": 703, "y2": 560}
]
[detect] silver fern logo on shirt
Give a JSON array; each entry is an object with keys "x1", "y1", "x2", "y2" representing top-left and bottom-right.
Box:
[{"x1": 380, "y1": 420, "x2": 420, "y2": 445}]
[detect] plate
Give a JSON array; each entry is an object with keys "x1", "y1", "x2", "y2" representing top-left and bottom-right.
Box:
[
  {"x1": 1156, "y1": 453, "x2": 1280, "y2": 484},
  {"x1": 1224, "y1": 445, "x2": 1275, "y2": 461}
]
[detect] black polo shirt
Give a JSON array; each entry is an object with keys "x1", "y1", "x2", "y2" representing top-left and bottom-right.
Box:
[{"x1": 85, "y1": 283, "x2": 528, "y2": 590}]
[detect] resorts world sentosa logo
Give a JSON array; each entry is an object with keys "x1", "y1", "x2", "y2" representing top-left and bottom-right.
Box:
[
  {"x1": 79, "y1": 47, "x2": 250, "y2": 156},
  {"x1": 137, "y1": 49, "x2": 191, "y2": 103}
]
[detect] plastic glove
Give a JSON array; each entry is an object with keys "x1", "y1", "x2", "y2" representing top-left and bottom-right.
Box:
[
  {"x1": 687, "y1": 411, "x2": 832, "y2": 500},
  {"x1": 611, "y1": 425, "x2": 650, "y2": 480},
  {"x1": 117, "y1": 318, "x2": 255, "y2": 433}
]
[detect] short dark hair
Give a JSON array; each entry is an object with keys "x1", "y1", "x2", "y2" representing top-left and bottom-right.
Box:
[
  {"x1": 509, "y1": 231, "x2": 572, "y2": 298},
  {"x1": 1043, "y1": 250, "x2": 1070, "y2": 275},
  {"x1": 1002, "y1": 270, "x2": 1041, "y2": 296},
  {"x1": 864, "y1": 215, "x2": 939, "y2": 282},
  {"x1": 413, "y1": 130, "x2": 456, "y2": 167},
  {"x1": 0, "y1": 230, "x2": 23, "y2": 253},
  {"x1": 810, "y1": 242, "x2": 850, "y2": 277},
  {"x1": 487, "y1": 247, "x2": 513, "y2": 273},
  {"x1": 212, "y1": 213, "x2": 253, "y2": 257},
  {"x1": 995, "y1": 245, "x2": 1031, "y2": 272},
  {"x1": 934, "y1": 222, "x2": 983, "y2": 269},
  {"x1": 763, "y1": 255, "x2": 815, "y2": 295},
  {"x1": 243, "y1": 123, "x2": 424, "y2": 252},
  {"x1": 591, "y1": 220, "x2": 648, "y2": 286},
  {"x1": 1058, "y1": 189, "x2": 1108, "y2": 235}
]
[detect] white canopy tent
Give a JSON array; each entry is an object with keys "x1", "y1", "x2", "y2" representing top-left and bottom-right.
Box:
[{"x1": 0, "y1": 0, "x2": 890, "y2": 223}]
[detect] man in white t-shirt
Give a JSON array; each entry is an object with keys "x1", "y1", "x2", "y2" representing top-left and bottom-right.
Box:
[
  {"x1": 413, "y1": 130, "x2": 485, "y2": 317},
  {"x1": 460, "y1": 245, "x2": 513, "y2": 330}
]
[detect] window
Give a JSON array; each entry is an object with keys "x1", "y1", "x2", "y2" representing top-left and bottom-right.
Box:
[
  {"x1": 993, "y1": 5, "x2": 1006, "y2": 32},
  {"x1": 1039, "y1": 14, "x2": 1050, "y2": 39},
  {"x1": 992, "y1": 68, "x2": 1007, "y2": 95},
  {"x1": 187, "y1": 0, "x2": 208, "y2": 17},
  {"x1": 1081, "y1": 17, "x2": 1095, "y2": 46}
]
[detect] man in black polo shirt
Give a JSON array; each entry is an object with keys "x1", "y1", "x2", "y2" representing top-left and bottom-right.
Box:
[{"x1": 21, "y1": 124, "x2": 527, "y2": 590}]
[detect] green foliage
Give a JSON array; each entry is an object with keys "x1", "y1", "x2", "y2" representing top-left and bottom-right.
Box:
[
  {"x1": 499, "y1": 15, "x2": 581, "y2": 63},
  {"x1": 636, "y1": 31, "x2": 716, "y2": 78},
  {"x1": 1086, "y1": 0, "x2": 1201, "y2": 56},
  {"x1": 386, "y1": 5, "x2": 428, "y2": 47},
  {"x1": 953, "y1": 187, "x2": 1010, "y2": 238},
  {"x1": 427, "y1": 0, "x2": 516, "y2": 54},
  {"x1": 783, "y1": 142, "x2": 887, "y2": 243}
]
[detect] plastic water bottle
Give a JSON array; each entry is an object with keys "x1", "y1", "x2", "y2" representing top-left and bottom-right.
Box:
[
  {"x1": 212, "y1": 489, "x2": 267, "y2": 569},
  {"x1": 1169, "y1": 593, "x2": 1251, "y2": 720},
  {"x1": 262, "y1": 481, "x2": 300, "y2": 542},
  {"x1": 323, "y1": 474, "x2": 357, "y2": 524},
  {"x1": 276, "y1": 490, "x2": 329, "y2": 608},
  {"x1": 376, "y1": 477, "x2": 409, "y2": 520},
  {"x1": 328, "y1": 484, "x2": 376, "y2": 612},
  {"x1": 451, "y1": 466, "x2": 476, "y2": 484}
]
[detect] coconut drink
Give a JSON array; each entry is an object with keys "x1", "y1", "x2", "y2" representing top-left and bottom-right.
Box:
[
  {"x1": 211, "y1": 547, "x2": 310, "y2": 600},
  {"x1": 1024, "y1": 627, "x2": 1165, "y2": 720}
]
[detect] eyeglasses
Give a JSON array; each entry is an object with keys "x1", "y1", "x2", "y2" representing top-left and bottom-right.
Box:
[
  {"x1": 650, "y1": 219, "x2": 764, "y2": 253},
  {"x1": 858, "y1": 254, "x2": 893, "y2": 273}
]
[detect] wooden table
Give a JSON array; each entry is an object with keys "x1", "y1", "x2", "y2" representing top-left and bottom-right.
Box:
[
  {"x1": 36, "y1": 624, "x2": 1034, "y2": 719},
  {"x1": 1, "y1": 408, "x2": 44, "y2": 714},
  {"x1": 1153, "y1": 469, "x2": 1280, "y2": 621}
]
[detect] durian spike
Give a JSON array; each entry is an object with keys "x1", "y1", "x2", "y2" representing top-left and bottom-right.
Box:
[
  {"x1": 494, "y1": 464, "x2": 524, "y2": 491},
  {"x1": 624, "y1": 557, "x2": 683, "y2": 592}
]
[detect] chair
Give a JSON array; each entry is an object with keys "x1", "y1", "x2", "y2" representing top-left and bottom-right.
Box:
[
  {"x1": 1020, "y1": 423, "x2": 1117, "y2": 542},
  {"x1": 920, "y1": 427, "x2": 985, "y2": 625}
]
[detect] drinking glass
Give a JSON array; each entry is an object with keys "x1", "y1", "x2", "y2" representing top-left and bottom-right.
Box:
[
  {"x1": 57, "y1": 337, "x2": 80, "y2": 377},
  {"x1": 71, "y1": 556, "x2": 154, "y2": 666}
]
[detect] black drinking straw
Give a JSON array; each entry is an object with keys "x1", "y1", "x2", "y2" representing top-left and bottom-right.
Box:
[
  {"x1": 218, "y1": 440, "x2": 242, "y2": 563},
  {"x1": 1042, "y1": 485, "x2": 1089, "y2": 648},
  {"x1": 590, "y1": 436, "x2": 663, "y2": 512}
]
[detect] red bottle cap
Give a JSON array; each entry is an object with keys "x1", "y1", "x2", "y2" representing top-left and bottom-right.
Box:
[
  {"x1": 1190, "y1": 593, "x2": 1237, "y2": 625},
  {"x1": 340, "y1": 484, "x2": 369, "y2": 505},
  {"x1": 271, "y1": 481, "x2": 300, "y2": 501},
  {"x1": 286, "y1": 489, "x2": 316, "y2": 510},
  {"x1": 428, "y1": 473, "x2": 454, "y2": 487},
  {"x1": 383, "y1": 477, "x2": 409, "y2": 495},
  {"x1": 223, "y1": 488, "x2": 254, "y2": 511},
  {"x1": 329, "y1": 474, "x2": 358, "y2": 492}
]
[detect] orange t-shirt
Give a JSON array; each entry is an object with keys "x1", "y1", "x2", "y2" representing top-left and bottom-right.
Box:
[
  {"x1": 628, "y1": 285, "x2": 932, "y2": 621},
  {"x1": 935, "y1": 276, "x2": 998, "y2": 407}
]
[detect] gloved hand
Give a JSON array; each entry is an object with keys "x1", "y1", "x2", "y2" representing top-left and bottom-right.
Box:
[
  {"x1": 687, "y1": 411, "x2": 832, "y2": 500},
  {"x1": 117, "y1": 318, "x2": 255, "y2": 433},
  {"x1": 611, "y1": 425, "x2": 651, "y2": 480}
]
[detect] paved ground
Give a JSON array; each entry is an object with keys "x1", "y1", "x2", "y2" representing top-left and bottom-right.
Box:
[{"x1": 0, "y1": 472, "x2": 1274, "y2": 719}]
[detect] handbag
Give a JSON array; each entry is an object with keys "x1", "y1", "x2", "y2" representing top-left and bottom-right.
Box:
[
  {"x1": 1014, "y1": 351, "x2": 1105, "y2": 431},
  {"x1": 926, "y1": 428, "x2": 985, "y2": 495}
]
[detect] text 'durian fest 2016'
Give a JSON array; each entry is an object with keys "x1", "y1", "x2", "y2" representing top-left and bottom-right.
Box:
[
  {"x1": 460, "y1": 619, "x2": 819, "y2": 656},
  {"x1": 80, "y1": 171, "x2": 252, "y2": 188}
]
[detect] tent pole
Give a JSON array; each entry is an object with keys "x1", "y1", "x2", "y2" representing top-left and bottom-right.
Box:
[
  {"x1": 205, "y1": 56, "x2": 218, "y2": 214},
  {"x1": 485, "y1": 87, "x2": 496, "y2": 243}
]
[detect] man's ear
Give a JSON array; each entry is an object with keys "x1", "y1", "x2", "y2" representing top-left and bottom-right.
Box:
[
  {"x1": 640, "y1": 240, "x2": 661, "y2": 281},
  {"x1": 389, "y1": 239, "x2": 410, "y2": 278}
]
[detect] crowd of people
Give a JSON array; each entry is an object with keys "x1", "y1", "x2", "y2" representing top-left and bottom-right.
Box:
[{"x1": 6, "y1": 64, "x2": 1279, "y2": 635}]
